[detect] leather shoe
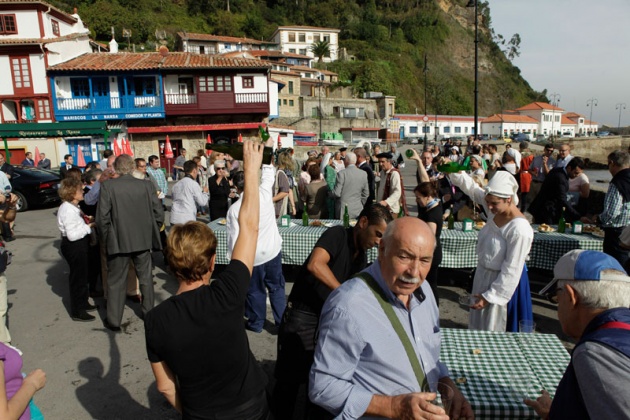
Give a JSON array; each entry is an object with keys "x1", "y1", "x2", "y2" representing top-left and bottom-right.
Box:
[
  {"x1": 84, "y1": 304, "x2": 98, "y2": 312},
  {"x1": 104, "y1": 319, "x2": 121, "y2": 332},
  {"x1": 71, "y1": 312, "x2": 96, "y2": 322}
]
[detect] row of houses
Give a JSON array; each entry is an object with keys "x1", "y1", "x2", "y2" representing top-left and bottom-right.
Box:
[{"x1": 394, "y1": 102, "x2": 599, "y2": 141}]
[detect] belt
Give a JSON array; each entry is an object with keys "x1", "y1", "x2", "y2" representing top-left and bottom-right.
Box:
[{"x1": 287, "y1": 300, "x2": 318, "y2": 315}]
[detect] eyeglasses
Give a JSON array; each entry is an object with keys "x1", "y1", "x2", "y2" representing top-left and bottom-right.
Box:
[
  {"x1": 138, "y1": 164, "x2": 146, "y2": 168},
  {"x1": 216, "y1": 167, "x2": 226, "y2": 170},
  {"x1": 545, "y1": 287, "x2": 563, "y2": 304}
]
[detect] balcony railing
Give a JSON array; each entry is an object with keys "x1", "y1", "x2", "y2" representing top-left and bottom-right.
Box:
[
  {"x1": 56, "y1": 95, "x2": 162, "y2": 112},
  {"x1": 165, "y1": 94, "x2": 198, "y2": 105},
  {"x1": 235, "y1": 93, "x2": 268, "y2": 104}
]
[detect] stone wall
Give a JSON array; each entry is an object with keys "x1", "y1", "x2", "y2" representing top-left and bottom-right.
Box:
[{"x1": 557, "y1": 136, "x2": 630, "y2": 164}]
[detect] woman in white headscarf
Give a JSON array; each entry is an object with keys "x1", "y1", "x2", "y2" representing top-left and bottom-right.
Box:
[{"x1": 449, "y1": 169, "x2": 534, "y2": 332}]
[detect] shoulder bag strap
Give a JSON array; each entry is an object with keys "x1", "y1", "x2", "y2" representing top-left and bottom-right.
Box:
[{"x1": 356, "y1": 272, "x2": 427, "y2": 390}]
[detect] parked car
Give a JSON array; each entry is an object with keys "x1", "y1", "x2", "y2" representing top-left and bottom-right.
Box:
[
  {"x1": 9, "y1": 165, "x2": 61, "y2": 212},
  {"x1": 510, "y1": 133, "x2": 530, "y2": 142},
  {"x1": 596, "y1": 131, "x2": 610, "y2": 137}
]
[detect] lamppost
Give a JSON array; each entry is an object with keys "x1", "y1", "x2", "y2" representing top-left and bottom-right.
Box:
[
  {"x1": 616, "y1": 103, "x2": 626, "y2": 134},
  {"x1": 317, "y1": 73, "x2": 324, "y2": 140},
  {"x1": 423, "y1": 53, "x2": 428, "y2": 149},
  {"x1": 586, "y1": 97, "x2": 598, "y2": 135},
  {"x1": 549, "y1": 93, "x2": 560, "y2": 142},
  {"x1": 466, "y1": 0, "x2": 479, "y2": 140}
]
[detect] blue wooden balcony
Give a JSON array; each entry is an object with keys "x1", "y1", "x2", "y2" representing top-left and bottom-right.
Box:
[{"x1": 53, "y1": 95, "x2": 165, "y2": 121}]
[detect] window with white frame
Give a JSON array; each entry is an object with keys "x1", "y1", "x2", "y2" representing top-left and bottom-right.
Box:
[{"x1": 37, "y1": 99, "x2": 51, "y2": 119}]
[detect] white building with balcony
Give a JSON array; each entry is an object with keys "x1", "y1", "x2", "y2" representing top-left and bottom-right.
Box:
[{"x1": 270, "y1": 26, "x2": 340, "y2": 63}]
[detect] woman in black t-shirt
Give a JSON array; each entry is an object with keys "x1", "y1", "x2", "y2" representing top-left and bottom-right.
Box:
[
  {"x1": 414, "y1": 182, "x2": 444, "y2": 304},
  {"x1": 208, "y1": 159, "x2": 233, "y2": 221},
  {"x1": 145, "y1": 142, "x2": 268, "y2": 420}
]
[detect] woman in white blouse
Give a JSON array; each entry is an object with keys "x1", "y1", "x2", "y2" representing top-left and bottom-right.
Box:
[
  {"x1": 57, "y1": 178, "x2": 96, "y2": 322},
  {"x1": 449, "y1": 170, "x2": 534, "y2": 332}
]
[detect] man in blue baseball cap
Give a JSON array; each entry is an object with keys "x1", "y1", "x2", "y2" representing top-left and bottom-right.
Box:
[{"x1": 526, "y1": 250, "x2": 630, "y2": 418}]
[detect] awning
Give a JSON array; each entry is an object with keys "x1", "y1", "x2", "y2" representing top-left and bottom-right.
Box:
[
  {"x1": 127, "y1": 122, "x2": 265, "y2": 134},
  {"x1": 0, "y1": 121, "x2": 119, "y2": 138}
]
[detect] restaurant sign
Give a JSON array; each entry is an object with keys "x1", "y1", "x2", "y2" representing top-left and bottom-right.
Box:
[
  {"x1": 57, "y1": 112, "x2": 165, "y2": 121},
  {"x1": 0, "y1": 121, "x2": 117, "y2": 138}
]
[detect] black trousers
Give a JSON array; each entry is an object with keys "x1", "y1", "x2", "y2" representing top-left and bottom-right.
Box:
[
  {"x1": 604, "y1": 227, "x2": 629, "y2": 268},
  {"x1": 60, "y1": 236, "x2": 90, "y2": 315}
]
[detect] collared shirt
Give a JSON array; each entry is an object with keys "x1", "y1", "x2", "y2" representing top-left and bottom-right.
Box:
[
  {"x1": 376, "y1": 168, "x2": 402, "y2": 213},
  {"x1": 555, "y1": 154, "x2": 573, "y2": 169},
  {"x1": 146, "y1": 166, "x2": 168, "y2": 195},
  {"x1": 57, "y1": 201, "x2": 91, "y2": 241},
  {"x1": 529, "y1": 155, "x2": 556, "y2": 182},
  {"x1": 0, "y1": 172, "x2": 10, "y2": 193},
  {"x1": 226, "y1": 165, "x2": 281, "y2": 266},
  {"x1": 599, "y1": 183, "x2": 630, "y2": 228},
  {"x1": 169, "y1": 177, "x2": 208, "y2": 225},
  {"x1": 309, "y1": 261, "x2": 448, "y2": 419},
  {"x1": 83, "y1": 181, "x2": 101, "y2": 206}
]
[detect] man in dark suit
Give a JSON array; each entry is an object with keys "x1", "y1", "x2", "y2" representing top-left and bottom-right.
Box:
[
  {"x1": 354, "y1": 147, "x2": 375, "y2": 206},
  {"x1": 21, "y1": 152, "x2": 34, "y2": 167},
  {"x1": 59, "y1": 154, "x2": 74, "y2": 179},
  {"x1": 96, "y1": 154, "x2": 164, "y2": 331},
  {"x1": 331, "y1": 152, "x2": 369, "y2": 219},
  {"x1": 528, "y1": 159, "x2": 581, "y2": 225},
  {"x1": 37, "y1": 153, "x2": 51, "y2": 170}
]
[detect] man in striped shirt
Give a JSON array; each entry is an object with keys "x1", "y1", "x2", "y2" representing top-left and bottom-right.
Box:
[{"x1": 583, "y1": 150, "x2": 630, "y2": 268}]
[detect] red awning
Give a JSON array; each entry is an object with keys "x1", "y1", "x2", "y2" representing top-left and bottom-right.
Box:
[{"x1": 127, "y1": 122, "x2": 265, "y2": 134}]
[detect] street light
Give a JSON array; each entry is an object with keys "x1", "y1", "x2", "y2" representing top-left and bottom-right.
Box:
[
  {"x1": 466, "y1": 0, "x2": 479, "y2": 140},
  {"x1": 317, "y1": 73, "x2": 324, "y2": 140},
  {"x1": 616, "y1": 103, "x2": 626, "y2": 134},
  {"x1": 549, "y1": 93, "x2": 560, "y2": 142},
  {"x1": 423, "y1": 53, "x2": 428, "y2": 150},
  {"x1": 586, "y1": 97, "x2": 598, "y2": 135}
]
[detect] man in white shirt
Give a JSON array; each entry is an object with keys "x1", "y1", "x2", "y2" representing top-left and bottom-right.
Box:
[
  {"x1": 226, "y1": 162, "x2": 286, "y2": 333},
  {"x1": 169, "y1": 161, "x2": 208, "y2": 225},
  {"x1": 555, "y1": 143, "x2": 573, "y2": 169}
]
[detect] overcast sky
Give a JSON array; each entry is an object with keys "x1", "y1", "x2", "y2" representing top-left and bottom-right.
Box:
[{"x1": 486, "y1": 0, "x2": 630, "y2": 127}]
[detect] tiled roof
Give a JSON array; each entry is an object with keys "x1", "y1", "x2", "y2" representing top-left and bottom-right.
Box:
[
  {"x1": 271, "y1": 69, "x2": 302, "y2": 77},
  {"x1": 291, "y1": 65, "x2": 318, "y2": 72},
  {"x1": 561, "y1": 116, "x2": 576, "y2": 125},
  {"x1": 482, "y1": 114, "x2": 539, "y2": 124},
  {"x1": 0, "y1": 32, "x2": 86, "y2": 45},
  {"x1": 0, "y1": 0, "x2": 77, "y2": 21},
  {"x1": 276, "y1": 25, "x2": 340, "y2": 32},
  {"x1": 394, "y1": 114, "x2": 480, "y2": 122},
  {"x1": 49, "y1": 52, "x2": 271, "y2": 71},
  {"x1": 177, "y1": 32, "x2": 277, "y2": 46},
  {"x1": 515, "y1": 102, "x2": 563, "y2": 111},
  {"x1": 564, "y1": 112, "x2": 584, "y2": 119}
]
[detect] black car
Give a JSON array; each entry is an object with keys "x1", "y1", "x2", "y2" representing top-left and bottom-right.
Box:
[{"x1": 9, "y1": 165, "x2": 61, "y2": 211}]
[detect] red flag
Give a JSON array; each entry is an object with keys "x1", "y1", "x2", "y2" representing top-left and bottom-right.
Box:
[
  {"x1": 238, "y1": 133, "x2": 243, "y2": 143},
  {"x1": 206, "y1": 134, "x2": 213, "y2": 144},
  {"x1": 76, "y1": 145, "x2": 87, "y2": 167},
  {"x1": 164, "y1": 135, "x2": 174, "y2": 159},
  {"x1": 113, "y1": 139, "x2": 122, "y2": 156},
  {"x1": 123, "y1": 137, "x2": 134, "y2": 156},
  {"x1": 33, "y1": 146, "x2": 40, "y2": 167}
]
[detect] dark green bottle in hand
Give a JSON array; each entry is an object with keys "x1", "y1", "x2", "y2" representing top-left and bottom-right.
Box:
[
  {"x1": 302, "y1": 203, "x2": 309, "y2": 227},
  {"x1": 343, "y1": 204, "x2": 350, "y2": 228}
]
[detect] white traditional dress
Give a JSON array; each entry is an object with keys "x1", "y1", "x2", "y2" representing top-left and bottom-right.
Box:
[{"x1": 450, "y1": 172, "x2": 534, "y2": 331}]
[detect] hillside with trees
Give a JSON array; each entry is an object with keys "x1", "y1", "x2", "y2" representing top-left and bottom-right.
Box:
[{"x1": 52, "y1": 0, "x2": 548, "y2": 116}]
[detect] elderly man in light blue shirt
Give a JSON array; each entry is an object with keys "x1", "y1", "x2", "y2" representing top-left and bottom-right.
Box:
[{"x1": 309, "y1": 218, "x2": 473, "y2": 419}]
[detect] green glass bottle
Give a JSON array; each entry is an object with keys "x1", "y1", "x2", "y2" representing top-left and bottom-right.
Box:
[
  {"x1": 302, "y1": 203, "x2": 309, "y2": 226},
  {"x1": 405, "y1": 149, "x2": 414, "y2": 158},
  {"x1": 437, "y1": 161, "x2": 465, "y2": 173},
  {"x1": 205, "y1": 142, "x2": 274, "y2": 165},
  {"x1": 558, "y1": 207, "x2": 566, "y2": 233},
  {"x1": 398, "y1": 205, "x2": 405, "y2": 218},
  {"x1": 258, "y1": 125, "x2": 270, "y2": 142},
  {"x1": 343, "y1": 204, "x2": 350, "y2": 228},
  {"x1": 447, "y1": 205, "x2": 455, "y2": 230}
]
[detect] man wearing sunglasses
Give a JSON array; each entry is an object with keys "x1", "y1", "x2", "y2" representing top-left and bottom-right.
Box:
[{"x1": 527, "y1": 250, "x2": 630, "y2": 419}]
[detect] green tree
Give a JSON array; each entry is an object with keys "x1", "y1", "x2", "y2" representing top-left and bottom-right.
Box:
[{"x1": 310, "y1": 40, "x2": 330, "y2": 63}]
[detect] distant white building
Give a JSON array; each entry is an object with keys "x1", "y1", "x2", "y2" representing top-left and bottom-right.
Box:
[
  {"x1": 481, "y1": 114, "x2": 539, "y2": 138},
  {"x1": 270, "y1": 26, "x2": 340, "y2": 63},
  {"x1": 394, "y1": 114, "x2": 479, "y2": 140},
  {"x1": 176, "y1": 32, "x2": 278, "y2": 55}
]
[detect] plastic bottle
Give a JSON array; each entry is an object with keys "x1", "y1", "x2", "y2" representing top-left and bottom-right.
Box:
[
  {"x1": 343, "y1": 204, "x2": 350, "y2": 228},
  {"x1": 204, "y1": 142, "x2": 274, "y2": 165},
  {"x1": 558, "y1": 207, "x2": 566, "y2": 233},
  {"x1": 447, "y1": 205, "x2": 455, "y2": 229},
  {"x1": 302, "y1": 205, "x2": 309, "y2": 227}
]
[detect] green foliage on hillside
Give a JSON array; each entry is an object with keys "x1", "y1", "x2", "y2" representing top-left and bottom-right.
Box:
[{"x1": 51, "y1": 0, "x2": 547, "y2": 116}]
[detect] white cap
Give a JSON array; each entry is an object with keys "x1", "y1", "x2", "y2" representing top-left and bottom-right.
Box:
[{"x1": 484, "y1": 170, "x2": 519, "y2": 206}]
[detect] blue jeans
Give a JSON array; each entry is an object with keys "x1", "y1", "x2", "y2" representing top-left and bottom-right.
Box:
[{"x1": 245, "y1": 252, "x2": 286, "y2": 332}]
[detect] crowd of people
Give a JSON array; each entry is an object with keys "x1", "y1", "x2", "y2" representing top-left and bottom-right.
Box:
[{"x1": 0, "y1": 136, "x2": 627, "y2": 419}]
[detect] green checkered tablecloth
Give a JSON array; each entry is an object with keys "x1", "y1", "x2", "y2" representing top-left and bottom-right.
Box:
[
  {"x1": 208, "y1": 219, "x2": 378, "y2": 266},
  {"x1": 441, "y1": 328, "x2": 570, "y2": 419},
  {"x1": 441, "y1": 223, "x2": 604, "y2": 270}
]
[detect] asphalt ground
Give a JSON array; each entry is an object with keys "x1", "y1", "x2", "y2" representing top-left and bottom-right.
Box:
[{"x1": 5, "y1": 150, "x2": 571, "y2": 419}]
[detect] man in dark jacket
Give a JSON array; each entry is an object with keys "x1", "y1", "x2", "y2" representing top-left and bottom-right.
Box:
[
  {"x1": 528, "y1": 159, "x2": 582, "y2": 224},
  {"x1": 96, "y1": 154, "x2": 164, "y2": 331},
  {"x1": 527, "y1": 250, "x2": 630, "y2": 418}
]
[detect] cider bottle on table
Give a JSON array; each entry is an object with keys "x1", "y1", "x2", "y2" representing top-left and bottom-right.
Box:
[
  {"x1": 343, "y1": 204, "x2": 350, "y2": 228},
  {"x1": 447, "y1": 205, "x2": 455, "y2": 230},
  {"x1": 558, "y1": 207, "x2": 566, "y2": 233},
  {"x1": 302, "y1": 203, "x2": 309, "y2": 227}
]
